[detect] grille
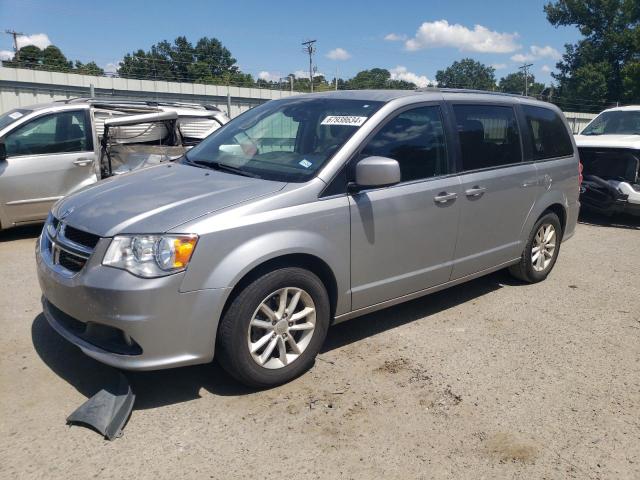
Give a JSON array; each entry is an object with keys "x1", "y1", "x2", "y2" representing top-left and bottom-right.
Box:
[
  {"x1": 63, "y1": 225, "x2": 100, "y2": 249},
  {"x1": 41, "y1": 216, "x2": 100, "y2": 276},
  {"x1": 58, "y1": 249, "x2": 87, "y2": 272}
]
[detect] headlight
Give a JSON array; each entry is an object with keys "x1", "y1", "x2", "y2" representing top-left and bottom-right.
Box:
[{"x1": 103, "y1": 234, "x2": 198, "y2": 278}]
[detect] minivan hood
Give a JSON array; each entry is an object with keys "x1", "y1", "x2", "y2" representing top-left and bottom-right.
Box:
[{"x1": 53, "y1": 163, "x2": 286, "y2": 237}]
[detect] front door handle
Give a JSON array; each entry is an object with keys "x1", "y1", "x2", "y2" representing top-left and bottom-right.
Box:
[
  {"x1": 433, "y1": 192, "x2": 458, "y2": 204},
  {"x1": 73, "y1": 158, "x2": 93, "y2": 167},
  {"x1": 465, "y1": 186, "x2": 486, "y2": 197}
]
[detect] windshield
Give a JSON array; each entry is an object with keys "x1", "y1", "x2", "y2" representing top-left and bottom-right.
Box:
[
  {"x1": 0, "y1": 108, "x2": 32, "y2": 131},
  {"x1": 581, "y1": 110, "x2": 640, "y2": 136},
  {"x1": 183, "y1": 97, "x2": 383, "y2": 181}
]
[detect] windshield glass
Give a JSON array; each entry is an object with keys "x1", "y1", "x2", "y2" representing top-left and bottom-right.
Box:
[
  {"x1": 0, "y1": 108, "x2": 32, "y2": 131},
  {"x1": 183, "y1": 97, "x2": 383, "y2": 181},
  {"x1": 581, "y1": 110, "x2": 640, "y2": 136}
]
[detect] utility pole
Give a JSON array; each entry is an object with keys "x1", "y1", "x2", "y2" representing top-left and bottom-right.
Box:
[
  {"x1": 335, "y1": 66, "x2": 338, "y2": 91},
  {"x1": 518, "y1": 63, "x2": 533, "y2": 96},
  {"x1": 4, "y1": 29, "x2": 24, "y2": 61},
  {"x1": 301, "y1": 39, "x2": 316, "y2": 93}
]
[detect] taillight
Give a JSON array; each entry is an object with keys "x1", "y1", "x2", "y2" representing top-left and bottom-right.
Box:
[{"x1": 578, "y1": 161, "x2": 583, "y2": 185}]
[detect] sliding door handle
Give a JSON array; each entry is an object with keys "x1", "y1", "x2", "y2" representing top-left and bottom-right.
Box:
[
  {"x1": 465, "y1": 186, "x2": 486, "y2": 197},
  {"x1": 433, "y1": 192, "x2": 458, "y2": 204}
]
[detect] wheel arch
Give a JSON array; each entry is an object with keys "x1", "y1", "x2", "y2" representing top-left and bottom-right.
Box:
[{"x1": 219, "y1": 253, "x2": 340, "y2": 323}]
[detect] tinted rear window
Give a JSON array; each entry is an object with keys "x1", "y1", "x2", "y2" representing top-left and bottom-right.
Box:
[
  {"x1": 453, "y1": 104, "x2": 522, "y2": 171},
  {"x1": 522, "y1": 105, "x2": 573, "y2": 160}
]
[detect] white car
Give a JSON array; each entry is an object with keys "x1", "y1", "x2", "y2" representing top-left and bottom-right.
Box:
[
  {"x1": 0, "y1": 98, "x2": 229, "y2": 230},
  {"x1": 574, "y1": 106, "x2": 640, "y2": 216}
]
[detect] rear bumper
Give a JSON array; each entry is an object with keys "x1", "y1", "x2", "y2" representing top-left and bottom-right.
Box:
[{"x1": 37, "y1": 237, "x2": 230, "y2": 370}]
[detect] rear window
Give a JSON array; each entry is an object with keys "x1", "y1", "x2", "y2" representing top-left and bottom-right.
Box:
[
  {"x1": 522, "y1": 105, "x2": 573, "y2": 160},
  {"x1": 453, "y1": 104, "x2": 522, "y2": 171}
]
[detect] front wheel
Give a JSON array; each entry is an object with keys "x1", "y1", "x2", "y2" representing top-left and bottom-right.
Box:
[
  {"x1": 509, "y1": 212, "x2": 562, "y2": 283},
  {"x1": 216, "y1": 267, "x2": 330, "y2": 388}
]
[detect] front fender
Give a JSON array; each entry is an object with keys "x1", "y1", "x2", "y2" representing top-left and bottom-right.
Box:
[{"x1": 179, "y1": 196, "x2": 351, "y2": 315}]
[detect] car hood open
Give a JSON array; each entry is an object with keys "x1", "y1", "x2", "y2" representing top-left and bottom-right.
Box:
[{"x1": 53, "y1": 163, "x2": 286, "y2": 237}]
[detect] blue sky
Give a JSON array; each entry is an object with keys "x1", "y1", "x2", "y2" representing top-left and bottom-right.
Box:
[{"x1": 0, "y1": 0, "x2": 581, "y2": 85}]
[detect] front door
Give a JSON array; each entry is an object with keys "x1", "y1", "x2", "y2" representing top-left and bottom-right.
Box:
[
  {"x1": 0, "y1": 110, "x2": 96, "y2": 225},
  {"x1": 449, "y1": 103, "x2": 538, "y2": 279},
  {"x1": 349, "y1": 104, "x2": 461, "y2": 310}
]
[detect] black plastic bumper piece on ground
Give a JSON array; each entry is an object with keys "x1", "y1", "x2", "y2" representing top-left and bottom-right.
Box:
[{"x1": 66, "y1": 372, "x2": 135, "y2": 440}]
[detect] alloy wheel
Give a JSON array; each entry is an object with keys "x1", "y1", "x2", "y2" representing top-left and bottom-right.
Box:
[
  {"x1": 247, "y1": 287, "x2": 316, "y2": 369},
  {"x1": 531, "y1": 223, "x2": 556, "y2": 272}
]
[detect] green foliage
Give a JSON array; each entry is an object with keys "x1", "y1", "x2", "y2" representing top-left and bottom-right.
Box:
[
  {"x1": 499, "y1": 72, "x2": 546, "y2": 95},
  {"x1": 435, "y1": 58, "x2": 497, "y2": 90},
  {"x1": 118, "y1": 36, "x2": 249, "y2": 85},
  {"x1": 545, "y1": 0, "x2": 640, "y2": 105},
  {"x1": 342, "y1": 68, "x2": 415, "y2": 90},
  {"x1": 3, "y1": 44, "x2": 106, "y2": 76},
  {"x1": 74, "y1": 61, "x2": 105, "y2": 76}
]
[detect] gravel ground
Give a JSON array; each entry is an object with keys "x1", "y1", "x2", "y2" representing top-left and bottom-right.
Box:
[{"x1": 1, "y1": 214, "x2": 639, "y2": 480}]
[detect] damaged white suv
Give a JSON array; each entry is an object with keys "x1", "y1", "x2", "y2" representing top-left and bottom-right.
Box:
[{"x1": 575, "y1": 106, "x2": 640, "y2": 216}]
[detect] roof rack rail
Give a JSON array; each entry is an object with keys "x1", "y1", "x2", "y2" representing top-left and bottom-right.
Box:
[
  {"x1": 61, "y1": 97, "x2": 216, "y2": 110},
  {"x1": 414, "y1": 87, "x2": 530, "y2": 99}
]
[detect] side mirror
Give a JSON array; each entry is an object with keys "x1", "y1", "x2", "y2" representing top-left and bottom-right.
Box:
[
  {"x1": 0, "y1": 140, "x2": 6, "y2": 162},
  {"x1": 354, "y1": 156, "x2": 401, "y2": 189}
]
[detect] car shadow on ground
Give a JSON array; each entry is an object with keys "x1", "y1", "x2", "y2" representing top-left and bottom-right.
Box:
[
  {"x1": 0, "y1": 224, "x2": 42, "y2": 242},
  {"x1": 31, "y1": 269, "x2": 514, "y2": 411},
  {"x1": 578, "y1": 211, "x2": 640, "y2": 230}
]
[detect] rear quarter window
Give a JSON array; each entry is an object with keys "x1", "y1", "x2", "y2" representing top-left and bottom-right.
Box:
[{"x1": 522, "y1": 105, "x2": 573, "y2": 160}]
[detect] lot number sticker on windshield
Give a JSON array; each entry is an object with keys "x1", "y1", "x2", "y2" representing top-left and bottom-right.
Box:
[
  {"x1": 321, "y1": 115, "x2": 368, "y2": 127},
  {"x1": 8, "y1": 111, "x2": 23, "y2": 120}
]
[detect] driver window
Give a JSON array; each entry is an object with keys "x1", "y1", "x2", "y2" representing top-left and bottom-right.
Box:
[
  {"x1": 361, "y1": 105, "x2": 449, "y2": 182},
  {"x1": 5, "y1": 110, "x2": 89, "y2": 157}
]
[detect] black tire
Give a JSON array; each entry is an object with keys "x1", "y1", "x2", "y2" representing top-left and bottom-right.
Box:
[
  {"x1": 509, "y1": 211, "x2": 563, "y2": 283},
  {"x1": 216, "y1": 267, "x2": 330, "y2": 388}
]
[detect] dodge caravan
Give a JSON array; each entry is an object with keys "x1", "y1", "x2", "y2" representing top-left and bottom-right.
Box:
[{"x1": 36, "y1": 90, "x2": 580, "y2": 387}]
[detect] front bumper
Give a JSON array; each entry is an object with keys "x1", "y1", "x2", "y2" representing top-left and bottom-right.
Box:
[{"x1": 36, "y1": 234, "x2": 230, "y2": 370}]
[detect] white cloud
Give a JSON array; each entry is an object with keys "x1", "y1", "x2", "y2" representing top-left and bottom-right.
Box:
[
  {"x1": 511, "y1": 53, "x2": 536, "y2": 63},
  {"x1": 404, "y1": 20, "x2": 520, "y2": 53},
  {"x1": 531, "y1": 45, "x2": 561, "y2": 59},
  {"x1": 491, "y1": 63, "x2": 507, "y2": 70},
  {"x1": 258, "y1": 71, "x2": 281, "y2": 82},
  {"x1": 389, "y1": 66, "x2": 433, "y2": 88},
  {"x1": 541, "y1": 64, "x2": 552, "y2": 73},
  {"x1": 16, "y1": 33, "x2": 51, "y2": 50},
  {"x1": 0, "y1": 50, "x2": 14, "y2": 60},
  {"x1": 384, "y1": 33, "x2": 407, "y2": 41},
  {"x1": 511, "y1": 45, "x2": 561, "y2": 63},
  {"x1": 326, "y1": 48, "x2": 351, "y2": 61},
  {"x1": 293, "y1": 70, "x2": 324, "y2": 79},
  {"x1": 104, "y1": 62, "x2": 119, "y2": 74}
]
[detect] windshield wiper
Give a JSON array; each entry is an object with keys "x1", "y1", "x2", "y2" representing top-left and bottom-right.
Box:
[{"x1": 209, "y1": 162, "x2": 262, "y2": 178}]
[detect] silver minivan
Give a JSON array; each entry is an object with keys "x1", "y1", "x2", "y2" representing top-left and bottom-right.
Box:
[{"x1": 36, "y1": 90, "x2": 580, "y2": 387}]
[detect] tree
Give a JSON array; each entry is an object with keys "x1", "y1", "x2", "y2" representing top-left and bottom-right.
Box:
[
  {"x1": 435, "y1": 58, "x2": 496, "y2": 90},
  {"x1": 499, "y1": 71, "x2": 545, "y2": 95},
  {"x1": 545, "y1": 0, "x2": 640, "y2": 105},
  {"x1": 41, "y1": 46, "x2": 72, "y2": 72},
  {"x1": 118, "y1": 36, "x2": 249, "y2": 85},
  {"x1": 3, "y1": 44, "x2": 102, "y2": 75},
  {"x1": 74, "y1": 61, "x2": 105, "y2": 76},
  {"x1": 344, "y1": 68, "x2": 416, "y2": 90}
]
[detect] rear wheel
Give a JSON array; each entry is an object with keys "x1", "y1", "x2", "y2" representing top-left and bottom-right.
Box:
[
  {"x1": 216, "y1": 267, "x2": 330, "y2": 388},
  {"x1": 509, "y1": 212, "x2": 562, "y2": 283}
]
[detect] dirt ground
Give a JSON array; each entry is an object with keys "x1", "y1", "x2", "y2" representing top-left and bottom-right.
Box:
[{"x1": 0, "y1": 213, "x2": 639, "y2": 480}]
